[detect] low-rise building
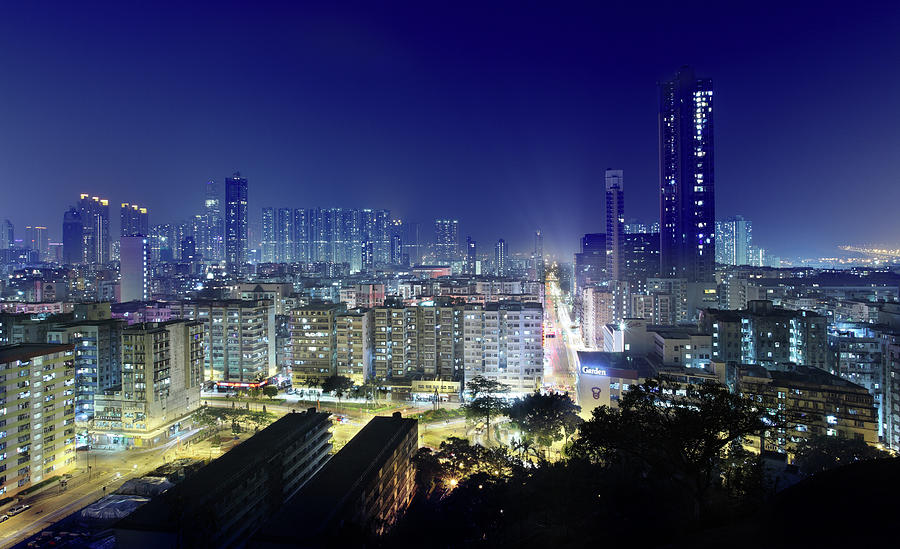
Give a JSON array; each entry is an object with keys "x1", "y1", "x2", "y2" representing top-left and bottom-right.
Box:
[
  {"x1": 114, "y1": 409, "x2": 332, "y2": 548},
  {"x1": 701, "y1": 300, "x2": 828, "y2": 371},
  {"x1": 738, "y1": 364, "x2": 878, "y2": 458},
  {"x1": 252, "y1": 412, "x2": 418, "y2": 546},
  {"x1": 574, "y1": 351, "x2": 656, "y2": 419}
]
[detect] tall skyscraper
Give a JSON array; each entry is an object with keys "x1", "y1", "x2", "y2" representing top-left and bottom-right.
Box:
[
  {"x1": 533, "y1": 229, "x2": 544, "y2": 282},
  {"x1": 78, "y1": 194, "x2": 111, "y2": 265},
  {"x1": 276, "y1": 208, "x2": 294, "y2": 263},
  {"x1": 659, "y1": 66, "x2": 715, "y2": 282},
  {"x1": 403, "y1": 221, "x2": 422, "y2": 266},
  {"x1": 715, "y1": 216, "x2": 753, "y2": 266},
  {"x1": 466, "y1": 236, "x2": 477, "y2": 274},
  {"x1": 289, "y1": 208, "x2": 306, "y2": 262},
  {"x1": 495, "y1": 238, "x2": 508, "y2": 276},
  {"x1": 24, "y1": 226, "x2": 49, "y2": 260},
  {"x1": 203, "y1": 179, "x2": 224, "y2": 261},
  {"x1": 120, "y1": 203, "x2": 149, "y2": 237},
  {"x1": 181, "y1": 235, "x2": 196, "y2": 262},
  {"x1": 0, "y1": 219, "x2": 12, "y2": 249},
  {"x1": 225, "y1": 172, "x2": 248, "y2": 271},
  {"x1": 120, "y1": 236, "x2": 150, "y2": 302},
  {"x1": 391, "y1": 233, "x2": 403, "y2": 265},
  {"x1": 434, "y1": 219, "x2": 459, "y2": 263},
  {"x1": 261, "y1": 207, "x2": 276, "y2": 263},
  {"x1": 63, "y1": 207, "x2": 84, "y2": 264},
  {"x1": 605, "y1": 169, "x2": 625, "y2": 281}
]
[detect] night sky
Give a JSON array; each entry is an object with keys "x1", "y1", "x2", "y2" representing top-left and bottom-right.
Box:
[{"x1": 1, "y1": 1, "x2": 899, "y2": 257}]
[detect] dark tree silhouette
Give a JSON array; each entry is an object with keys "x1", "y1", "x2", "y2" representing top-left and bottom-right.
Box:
[
  {"x1": 794, "y1": 434, "x2": 890, "y2": 475},
  {"x1": 568, "y1": 378, "x2": 769, "y2": 518}
]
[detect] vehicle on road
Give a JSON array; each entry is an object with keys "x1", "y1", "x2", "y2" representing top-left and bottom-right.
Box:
[
  {"x1": 9, "y1": 504, "x2": 30, "y2": 515},
  {"x1": 0, "y1": 514, "x2": 8, "y2": 523}
]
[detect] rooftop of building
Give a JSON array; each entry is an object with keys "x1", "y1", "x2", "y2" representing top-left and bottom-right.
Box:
[
  {"x1": 466, "y1": 301, "x2": 543, "y2": 311},
  {"x1": 704, "y1": 301, "x2": 825, "y2": 321},
  {"x1": 0, "y1": 342, "x2": 75, "y2": 363},
  {"x1": 650, "y1": 327, "x2": 710, "y2": 339},
  {"x1": 576, "y1": 351, "x2": 657, "y2": 378},
  {"x1": 49, "y1": 318, "x2": 127, "y2": 329},
  {"x1": 115, "y1": 409, "x2": 331, "y2": 533},
  {"x1": 177, "y1": 298, "x2": 273, "y2": 307},
  {"x1": 740, "y1": 364, "x2": 868, "y2": 391},
  {"x1": 122, "y1": 319, "x2": 203, "y2": 332},
  {"x1": 255, "y1": 413, "x2": 418, "y2": 541}
]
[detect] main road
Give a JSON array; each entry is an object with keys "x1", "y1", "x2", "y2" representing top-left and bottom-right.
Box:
[
  {"x1": 0, "y1": 429, "x2": 204, "y2": 549},
  {"x1": 543, "y1": 275, "x2": 582, "y2": 393}
]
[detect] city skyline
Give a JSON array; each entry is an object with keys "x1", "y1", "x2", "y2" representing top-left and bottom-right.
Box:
[
  {"x1": 2, "y1": 3, "x2": 900, "y2": 257},
  {"x1": 2, "y1": 4, "x2": 900, "y2": 545}
]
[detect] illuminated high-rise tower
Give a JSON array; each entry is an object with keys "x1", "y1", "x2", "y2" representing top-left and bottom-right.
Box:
[
  {"x1": 605, "y1": 170, "x2": 625, "y2": 281},
  {"x1": 533, "y1": 229, "x2": 544, "y2": 282},
  {"x1": 62, "y1": 208, "x2": 84, "y2": 264},
  {"x1": 0, "y1": 219, "x2": 12, "y2": 249},
  {"x1": 495, "y1": 238, "x2": 508, "y2": 276},
  {"x1": 202, "y1": 179, "x2": 224, "y2": 261},
  {"x1": 659, "y1": 66, "x2": 715, "y2": 282},
  {"x1": 225, "y1": 172, "x2": 248, "y2": 271},
  {"x1": 715, "y1": 216, "x2": 753, "y2": 266},
  {"x1": 261, "y1": 207, "x2": 276, "y2": 263},
  {"x1": 434, "y1": 219, "x2": 459, "y2": 263},
  {"x1": 78, "y1": 194, "x2": 111, "y2": 265},
  {"x1": 120, "y1": 203, "x2": 149, "y2": 237},
  {"x1": 276, "y1": 207, "x2": 294, "y2": 263},
  {"x1": 466, "y1": 236, "x2": 477, "y2": 275}
]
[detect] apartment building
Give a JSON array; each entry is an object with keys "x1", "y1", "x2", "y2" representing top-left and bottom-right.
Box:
[
  {"x1": 0, "y1": 344, "x2": 77, "y2": 498},
  {"x1": 463, "y1": 302, "x2": 543, "y2": 394},
  {"x1": 92, "y1": 320, "x2": 203, "y2": 447},
  {"x1": 175, "y1": 299, "x2": 275, "y2": 383}
]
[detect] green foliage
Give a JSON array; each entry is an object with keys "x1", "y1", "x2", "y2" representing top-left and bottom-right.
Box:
[
  {"x1": 413, "y1": 437, "x2": 521, "y2": 497},
  {"x1": 262, "y1": 385, "x2": 278, "y2": 399},
  {"x1": 507, "y1": 391, "x2": 581, "y2": 449},
  {"x1": 414, "y1": 407, "x2": 466, "y2": 422},
  {"x1": 304, "y1": 377, "x2": 322, "y2": 390},
  {"x1": 462, "y1": 375, "x2": 511, "y2": 441},
  {"x1": 567, "y1": 378, "x2": 769, "y2": 516},
  {"x1": 320, "y1": 375, "x2": 354, "y2": 399},
  {"x1": 720, "y1": 439, "x2": 766, "y2": 506},
  {"x1": 793, "y1": 434, "x2": 891, "y2": 475}
]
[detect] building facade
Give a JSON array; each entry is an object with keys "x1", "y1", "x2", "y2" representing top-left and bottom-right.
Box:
[
  {"x1": 659, "y1": 66, "x2": 715, "y2": 283},
  {"x1": 92, "y1": 320, "x2": 203, "y2": 447},
  {"x1": 225, "y1": 172, "x2": 249, "y2": 272},
  {"x1": 176, "y1": 299, "x2": 275, "y2": 383},
  {"x1": 0, "y1": 344, "x2": 77, "y2": 498},
  {"x1": 463, "y1": 302, "x2": 543, "y2": 394}
]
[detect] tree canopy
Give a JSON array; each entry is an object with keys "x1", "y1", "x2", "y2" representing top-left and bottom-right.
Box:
[
  {"x1": 568, "y1": 378, "x2": 770, "y2": 516},
  {"x1": 793, "y1": 434, "x2": 891, "y2": 475},
  {"x1": 320, "y1": 375, "x2": 355, "y2": 399},
  {"x1": 507, "y1": 391, "x2": 581, "y2": 450},
  {"x1": 462, "y1": 375, "x2": 511, "y2": 441}
]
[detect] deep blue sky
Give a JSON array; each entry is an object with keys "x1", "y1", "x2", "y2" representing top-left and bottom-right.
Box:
[{"x1": 1, "y1": 1, "x2": 899, "y2": 257}]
